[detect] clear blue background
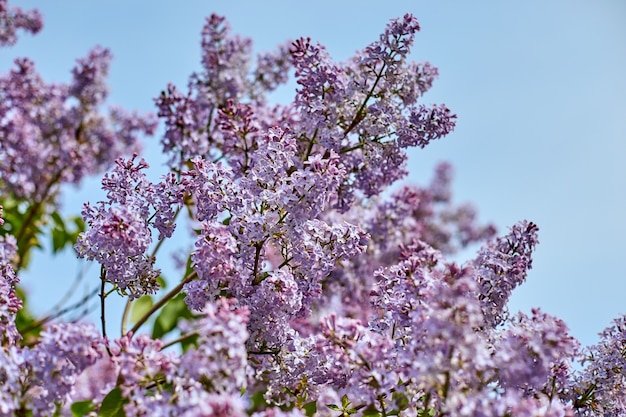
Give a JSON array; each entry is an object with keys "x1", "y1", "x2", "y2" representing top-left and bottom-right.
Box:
[{"x1": 2, "y1": 1, "x2": 625, "y2": 348}]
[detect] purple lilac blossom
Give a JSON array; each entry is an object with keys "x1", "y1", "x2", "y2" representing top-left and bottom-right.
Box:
[
  {"x1": 0, "y1": 0, "x2": 42, "y2": 46},
  {"x1": 0, "y1": 207, "x2": 20, "y2": 346},
  {"x1": 178, "y1": 298, "x2": 249, "y2": 394},
  {"x1": 470, "y1": 220, "x2": 540, "y2": 328},
  {"x1": 0, "y1": 49, "x2": 156, "y2": 203},
  {"x1": 75, "y1": 156, "x2": 182, "y2": 298},
  {"x1": 22, "y1": 323, "x2": 102, "y2": 416},
  {"x1": 492, "y1": 308, "x2": 580, "y2": 397},
  {"x1": 575, "y1": 315, "x2": 626, "y2": 415}
]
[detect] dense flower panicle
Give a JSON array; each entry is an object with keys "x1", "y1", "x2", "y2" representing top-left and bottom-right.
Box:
[
  {"x1": 155, "y1": 83, "x2": 212, "y2": 166},
  {"x1": 315, "y1": 315, "x2": 399, "y2": 408},
  {"x1": 22, "y1": 323, "x2": 101, "y2": 416},
  {"x1": 290, "y1": 36, "x2": 346, "y2": 150},
  {"x1": 293, "y1": 219, "x2": 368, "y2": 282},
  {"x1": 471, "y1": 220, "x2": 540, "y2": 328},
  {"x1": 0, "y1": 208, "x2": 20, "y2": 346},
  {"x1": 285, "y1": 13, "x2": 458, "y2": 203},
  {"x1": 315, "y1": 164, "x2": 495, "y2": 324},
  {"x1": 396, "y1": 104, "x2": 457, "y2": 149},
  {"x1": 370, "y1": 162, "x2": 495, "y2": 254},
  {"x1": 215, "y1": 100, "x2": 263, "y2": 174},
  {"x1": 493, "y1": 309, "x2": 580, "y2": 397},
  {"x1": 0, "y1": 0, "x2": 42, "y2": 46},
  {"x1": 186, "y1": 223, "x2": 241, "y2": 309},
  {"x1": 446, "y1": 391, "x2": 575, "y2": 417},
  {"x1": 69, "y1": 46, "x2": 111, "y2": 107},
  {"x1": 76, "y1": 156, "x2": 182, "y2": 298},
  {"x1": 69, "y1": 350, "x2": 117, "y2": 406},
  {"x1": 155, "y1": 13, "x2": 293, "y2": 170},
  {"x1": 0, "y1": 51, "x2": 156, "y2": 202},
  {"x1": 0, "y1": 262, "x2": 20, "y2": 346},
  {"x1": 252, "y1": 43, "x2": 292, "y2": 95},
  {"x1": 196, "y1": 13, "x2": 253, "y2": 105},
  {"x1": 576, "y1": 315, "x2": 626, "y2": 415},
  {"x1": 183, "y1": 157, "x2": 242, "y2": 222},
  {"x1": 110, "y1": 334, "x2": 178, "y2": 416},
  {"x1": 0, "y1": 345, "x2": 24, "y2": 416},
  {"x1": 179, "y1": 299, "x2": 249, "y2": 394}
]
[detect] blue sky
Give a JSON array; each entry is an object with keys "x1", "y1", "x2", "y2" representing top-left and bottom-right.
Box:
[{"x1": 2, "y1": 1, "x2": 625, "y2": 347}]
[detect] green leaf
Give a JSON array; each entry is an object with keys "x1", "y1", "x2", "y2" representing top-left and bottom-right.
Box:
[
  {"x1": 303, "y1": 401, "x2": 317, "y2": 417},
  {"x1": 98, "y1": 387, "x2": 126, "y2": 417},
  {"x1": 50, "y1": 211, "x2": 64, "y2": 227},
  {"x1": 51, "y1": 226, "x2": 67, "y2": 253},
  {"x1": 361, "y1": 404, "x2": 382, "y2": 416},
  {"x1": 156, "y1": 275, "x2": 167, "y2": 289},
  {"x1": 152, "y1": 293, "x2": 193, "y2": 339},
  {"x1": 130, "y1": 295, "x2": 153, "y2": 324},
  {"x1": 327, "y1": 404, "x2": 341, "y2": 411},
  {"x1": 71, "y1": 400, "x2": 95, "y2": 416}
]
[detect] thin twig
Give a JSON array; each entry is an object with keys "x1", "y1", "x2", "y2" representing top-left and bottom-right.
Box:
[
  {"x1": 127, "y1": 270, "x2": 197, "y2": 337},
  {"x1": 20, "y1": 285, "x2": 100, "y2": 333},
  {"x1": 99, "y1": 266, "x2": 113, "y2": 356},
  {"x1": 160, "y1": 331, "x2": 199, "y2": 351}
]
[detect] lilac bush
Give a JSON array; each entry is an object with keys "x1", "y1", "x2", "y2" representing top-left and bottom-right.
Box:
[{"x1": 0, "y1": 2, "x2": 624, "y2": 416}]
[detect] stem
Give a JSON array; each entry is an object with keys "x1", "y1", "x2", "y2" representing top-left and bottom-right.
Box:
[
  {"x1": 302, "y1": 128, "x2": 318, "y2": 161},
  {"x1": 378, "y1": 395, "x2": 388, "y2": 417},
  {"x1": 127, "y1": 270, "x2": 197, "y2": 337},
  {"x1": 343, "y1": 62, "x2": 387, "y2": 137},
  {"x1": 161, "y1": 331, "x2": 199, "y2": 351},
  {"x1": 121, "y1": 206, "x2": 182, "y2": 334},
  {"x1": 99, "y1": 266, "x2": 113, "y2": 357},
  {"x1": 15, "y1": 169, "x2": 64, "y2": 271},
  {"x1": 251, "y1": 241, "x2": 266, "y2": 285}
]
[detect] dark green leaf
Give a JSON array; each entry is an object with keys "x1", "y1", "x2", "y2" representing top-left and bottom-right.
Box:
[
  {"x1": 303, "y1": 401, "x2": 317, "y2": 417},
  {"x1": 152, "y1": 293, "x2": 192, "y2": 339},
  {"x1": 98, "y1": 387, "x2": 126, "y2": 417},
  {"x1": 71, "y1": 400, "x2": 95, "y2": 416}
]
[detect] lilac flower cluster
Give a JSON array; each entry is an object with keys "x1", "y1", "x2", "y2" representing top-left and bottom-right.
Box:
[
  {"x1": 75, "y1": 155, "x2": 182, "y2": 298},
  {"x1": 3, "y1": 4, "x2": 626, "y2": 416},
  {"x1": 575, "y1": 315, "x2": 626, "y2": 415},
  {"x1": 473, "y1": 220, "x2": 540, "y2": 327},
  {"x1": 0, "y1": 0, "x2": 42, "y2": 46},
  {"x1": 0, "y1": 46, "x2": 156, "y2": 204},
  {"x1": 155, "y1": 14, "x2": 291, "y2": 169}
]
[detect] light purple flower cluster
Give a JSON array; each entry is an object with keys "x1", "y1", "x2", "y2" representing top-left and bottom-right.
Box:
[
  {"x1": 68, "y1": 299, "x2": 299, "y2": 416},
  {"x1": 155, "y1": 14, "x2": 291, "y2": 169},
  {"x1": 75, "y1": 155, "x2": 182, "y2": 298},
  {"x1": 0, "y1": 46, "x2": 156, "y2": 204},
  {"x1": 287, "y1": 14, "x2": 456, "y2": 201},
  {"x1": 0, "y1": 0, "x2": 42, "y2": 46},
  {"x1": 575, "y1": 315, "x2": 626, "y2": 415},
  {"x1": 0, "y1": 320, "x2": 102, "y2": 416},
  {"x1": 472, "y1": 220, "x2": 540, "y2": 327}
]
